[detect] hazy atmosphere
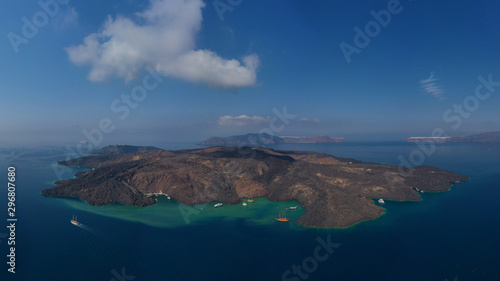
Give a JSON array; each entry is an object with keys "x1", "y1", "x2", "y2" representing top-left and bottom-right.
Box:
[{"x1": 2, "y1": 0, "x2": 499, "y2": 146}]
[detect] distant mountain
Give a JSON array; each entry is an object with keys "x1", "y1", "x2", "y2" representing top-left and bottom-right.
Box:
[
  {"x1": 88, "y1": 145, "x2": 163, "y2": 155},
  {"x1": 404, "y1": 131, "x2": 500, "y2": 143},
  {"x1": 198, "y1": 133, "x2": 346, "y2": 146},
  {"x1": 198, "y1": 133, "x2": 284, "y2": 146}
]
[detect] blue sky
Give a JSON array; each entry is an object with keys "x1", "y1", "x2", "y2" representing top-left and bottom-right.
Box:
[{"x1": 1, "y1": 0, "x2": 500, "y2": 147}]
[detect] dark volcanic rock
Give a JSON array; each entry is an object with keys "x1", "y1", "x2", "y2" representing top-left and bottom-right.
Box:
[{"x1": 42, "y1": 146, "x2": 468, "y2": 228}]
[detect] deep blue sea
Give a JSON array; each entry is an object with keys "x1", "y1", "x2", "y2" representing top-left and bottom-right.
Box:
[{"x1": 0, "y1": 142, "x2": 499, "y2": 281}]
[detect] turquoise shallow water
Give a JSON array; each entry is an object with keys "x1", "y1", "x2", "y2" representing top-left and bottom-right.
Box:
[{"x1": 0, "y1": 143, "x2": 499, "y2": 281}]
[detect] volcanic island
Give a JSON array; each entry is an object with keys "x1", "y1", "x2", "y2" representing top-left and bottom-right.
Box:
[{"x1": 42, "y1": 145, "x2": 468, "y2": 228}]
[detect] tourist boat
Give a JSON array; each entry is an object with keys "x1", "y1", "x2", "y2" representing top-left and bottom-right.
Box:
[
  {"x1": 242, "y1": 202, "x2": 247, "y2": 206},
  {"x1": 70, "y1": 215, "x2": 79, "y2": 226},
  {"x1": 275, "y1": 208, "x2": 290, "y2": 222},
  {"x1": 214, "y1": 203, "x2": 223, "y2": 208},
  {"x1": 247, "y1": 198, "x2": 254, "y2": 203},
  {"x1": 289, "y1": 206, "x2": 298, "y2": 210},
  {"x1": 378, "y1": 199, "x2": 385, "y2": 204}
]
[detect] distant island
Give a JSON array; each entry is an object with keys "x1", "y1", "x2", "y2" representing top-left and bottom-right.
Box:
[
  {"x1": 280, "y1": 135, "x2": 347, "y2": 143},
  {"x1": 198, "y1": 133, "x2": 346, "y2": 146},
  {"x1": 43, "y1": 145, "x2": 468, "y2": 228},
  {"x1": 404, "y1": 131, "x2": 500, "y2": 143}
]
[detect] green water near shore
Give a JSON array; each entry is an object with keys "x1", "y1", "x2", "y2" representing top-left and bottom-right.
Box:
[{"x1": 64, "y1": 196, "x2": 306, "y2": 229}]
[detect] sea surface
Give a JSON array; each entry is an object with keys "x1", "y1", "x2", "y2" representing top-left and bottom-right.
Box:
[{"x1": 0, "y1": 142, "x2": 499, "y2": 281}]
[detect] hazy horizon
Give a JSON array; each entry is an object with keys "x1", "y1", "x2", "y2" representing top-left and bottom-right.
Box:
[{"x1": 2, "y1": 0, "x2": 499, "y2": 147}]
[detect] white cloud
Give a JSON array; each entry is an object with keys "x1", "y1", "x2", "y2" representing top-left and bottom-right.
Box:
[
  {"x1": 217, "y1": 115, "x2": 270, "y2": 127},
  {"x1": 65, "y1": 0, "x2": 259, "y2": 89},
  {"x1": 420, "y1": 72, "x2": 444, "y2": 99}
]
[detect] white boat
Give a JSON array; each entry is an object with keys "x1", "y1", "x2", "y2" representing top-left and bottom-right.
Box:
[
  {"x1": 378, "y1": 199, "x2": 385, "y2": 204},
  {"x1": 214, "y1": 203, "x2": 223, "y2": 208},
  {"x1": 289, "y1": 206, "x2": 298, "y2": 210},
  {"x1": 70, "y1": 214, "x2": 79, "y2": 226},
  {"x1": 167, "y1": 196, "x2": 171, "y2": 199}
]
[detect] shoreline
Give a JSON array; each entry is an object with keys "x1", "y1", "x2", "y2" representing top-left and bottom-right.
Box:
[{"x1": 42, "y1": 146, "x2": 469, "y2": 228}]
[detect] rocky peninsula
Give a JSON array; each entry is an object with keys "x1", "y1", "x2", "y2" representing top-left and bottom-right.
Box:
[{"x1": 42, "y1": 146, "x2": 468, "y2": 228}]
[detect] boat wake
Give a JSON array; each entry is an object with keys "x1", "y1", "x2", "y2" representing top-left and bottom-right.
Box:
[{"x1": 75, "y1": 223, "x2": 100, "y2": 235}]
